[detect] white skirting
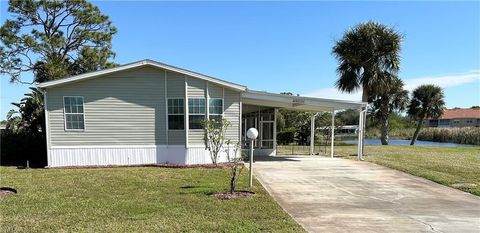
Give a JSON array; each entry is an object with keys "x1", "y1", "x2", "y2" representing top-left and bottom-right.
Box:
[
  {"x1": 185, "y1": 146, "x2": 238, "y2": 164},
  {"x1": 48, "y1": 145, "x2": 239, "y2": 167}
]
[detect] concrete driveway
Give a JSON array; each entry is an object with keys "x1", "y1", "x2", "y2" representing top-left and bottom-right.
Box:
[{"x1": 253, "y1": 156, "x2": 480, "y2": 233}]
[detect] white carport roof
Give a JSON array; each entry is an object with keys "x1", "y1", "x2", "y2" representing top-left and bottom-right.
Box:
[
  {"x1": 242, "y1": 90, "x2": 367, "y2": 111},
  {"x1": 242, "y1": 89, "x2": 367, "y2": 161}
]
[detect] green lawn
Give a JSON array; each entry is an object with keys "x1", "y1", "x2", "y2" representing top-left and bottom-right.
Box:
[
  {"x1": 0, "y1": 166, "x2": 304, "y2": 232},
  {"x1": 280, "y1": 144, "x2": 480, "y2": 196}
]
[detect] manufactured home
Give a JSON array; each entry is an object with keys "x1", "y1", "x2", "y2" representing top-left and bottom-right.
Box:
[{"x1": 38, "y1": 59, "x2": 367, "y2": 167}]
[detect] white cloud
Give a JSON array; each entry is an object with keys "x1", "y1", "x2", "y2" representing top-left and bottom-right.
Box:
[
  {"x1": 303, "y1": 70, "x2": 480, "y2": 100},
  {"x1": 403, "y1": 70, "x2": 480, "y2": 91}
]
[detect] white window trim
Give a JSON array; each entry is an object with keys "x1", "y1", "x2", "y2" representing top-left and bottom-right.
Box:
[
  {"x1": 188, "y1": 98, "x2": 206, "y2": 131},
  {"x1": 167, "y1": 98, "x2": 185, "y2": 131},
  {"x1": 63, "y1": 96, "x2": 85, "y2": 132},
  {"x1": 209, "y1": 97, "x2": 224, "y2": 119}
]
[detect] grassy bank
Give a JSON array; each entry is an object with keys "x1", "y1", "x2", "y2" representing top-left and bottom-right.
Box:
[
  {"x1": 330, "y1": 145, "x2": 480, "y2": 196},
  {"x1": 0, "y1": 166, "x2": 304, "y2": 232}
]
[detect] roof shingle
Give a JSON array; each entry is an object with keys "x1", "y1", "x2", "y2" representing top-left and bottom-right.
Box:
[{"x1": 439, "y1": 108, "x2": 480, "y2": 119}]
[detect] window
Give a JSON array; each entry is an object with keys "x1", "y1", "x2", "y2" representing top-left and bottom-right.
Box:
[
  {"x1": 453, "y1": 120, "x2": 460, "y2": 124},
  {"x1": 428, "y1": 120, "x2": 438, "y2": 127},
  {"x1": 466, "y1": 120, "x2": 473, "y2": 124},
  {"x1": 168, "y1": 99, "x2": 184, "y2": 130},
  {"x1": 64, "y1": 96, "x2": 85, "y2": 130},
  {"x1": 439, "y1": 119, "x2": 450, "y2": 125},
  {"x1": 209, "y1": 98, "x2": 223, "y2": 122},
  {"x1": 188, "y1": 98, "x2": 205, "y2": 129}
]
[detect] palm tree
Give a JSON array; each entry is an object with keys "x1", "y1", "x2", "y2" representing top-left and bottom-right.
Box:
[
  {"x1": 332, "y1": 21, "x2": 402, "y2": 103},
  {"x1": 11, "y1": 87, "x2": 45, "y2": 135},
  {"x1": 407, "y1": 85, "x2": 445, "y2": 145},
  {"x1": 370, "y1": 76, "x2": 409, "y2": 145},
  {"x1": 332, "y1": 21, "x2": 402, "y2": 145}
]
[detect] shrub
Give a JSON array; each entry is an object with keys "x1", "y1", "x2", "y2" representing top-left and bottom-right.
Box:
[
  {"x1": 277, "y1": 129, "x2": 295, "y2": 145},
  {"x1": 1, "y1": 130, "x2": 47, "y2": 167}
]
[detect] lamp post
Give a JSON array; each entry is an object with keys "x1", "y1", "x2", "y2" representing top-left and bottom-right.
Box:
[{"x1": 246, "y1": 128, "x2": 258, "y2": 188}]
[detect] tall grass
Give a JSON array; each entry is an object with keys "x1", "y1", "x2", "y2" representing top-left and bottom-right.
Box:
[
  {"x1": 365, "y1": 127, "x2": 480, "y2": 145},
  {"x1": 417, "y1": 127, "x2": 480, "y2": 145},
  {"x1": 365, "y1": 128, "x2": 415, "y2": 139}
]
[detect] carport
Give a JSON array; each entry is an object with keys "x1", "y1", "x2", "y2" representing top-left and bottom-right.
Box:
[{"x1": 240, "y1": 90, "x2": 368, "y2": 159}]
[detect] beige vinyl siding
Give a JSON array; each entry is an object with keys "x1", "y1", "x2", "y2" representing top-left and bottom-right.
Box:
[
  {"x1": 187, "y1": 78, "x2": 207, "y2": 145},
  {"x1": 47, "y1": 66, "x2": 166, "y2": 146},
  {"x1": 224, "y1": 88, "x2": 241, "y2": 143},
  {"x1": 187, "y1": 77, "x2": 206, "y2": 98},
  {"x1": 208, "y1": 83, "x2": 223, "y2": 98},
  {"x1": 166, "y1": 71, "x2": 185, "y2": 98},
  {"x1": 188, "y1": 131, "x2": 205, "y2": 145},
  {"x1": 166, "y1": 71, "x2": 186, "y2": 145},
  {"x1": 46, "y1": 66, "x2": 241, "y2": 148},
  {"x1": 168, "y1": 131, "x2": 186, "y2": 145}
]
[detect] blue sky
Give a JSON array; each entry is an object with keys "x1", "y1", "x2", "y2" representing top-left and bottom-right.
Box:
[{"x1": 1, "y1": 1, "x2": 479, "y2": 120}]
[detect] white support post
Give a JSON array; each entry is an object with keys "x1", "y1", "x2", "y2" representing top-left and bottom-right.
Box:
[
  {"x1": 357, "y1": 108, "x2": 363, "y2": 160},
  {"x1": 310, "y1": 114, "x2": 315, "y2": 155},
  {"x1": 273, "y1": 108, "x2": 278, "y2": 156},
  {"x1": 357, "y1": 108, "x2": 365, "y2": 160},
  {"x1": 330, "y1": 110, "x2": 335, "y2": 158},
  {"x1": 362, "y1": 110, "x2": 367, "y2": 158}
]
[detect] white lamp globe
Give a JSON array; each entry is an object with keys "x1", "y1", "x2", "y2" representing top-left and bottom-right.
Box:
[{"x1": 246, "y1": 128, "x2": 259, "y2": 140}]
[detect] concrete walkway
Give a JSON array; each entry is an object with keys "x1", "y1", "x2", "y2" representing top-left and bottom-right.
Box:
[{"x1": 253, "y1": 156, "x2": 480, "y2": 233}]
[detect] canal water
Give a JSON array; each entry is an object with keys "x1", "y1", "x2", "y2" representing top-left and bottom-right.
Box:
[{"x1": 340, "y1": 139, "x2": 477, "y2": 147}]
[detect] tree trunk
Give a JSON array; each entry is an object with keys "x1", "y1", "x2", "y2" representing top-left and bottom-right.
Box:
[
  {"x1": 410, "y1": 119, "x2": 423, "y2": 145},
  {"x1": 379, "y1": 96, "x2": 390, "y2": 145},
  {"x1": 361, "y1": 89, "x2": 368, "y2": 103},
  {"x1": 380, "y1": 117, "x2": 389, "y2": 145},
  {"x1": 230, "y1": 164, "x2": 237, "y2": 193}
]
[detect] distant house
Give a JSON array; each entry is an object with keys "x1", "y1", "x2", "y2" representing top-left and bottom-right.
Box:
[
  {"x1": 424, "y1": 108, "x2": 480, "y2": 128},
  {"x1": 38, "y1": 59, "x2": 367, "y2": 167}
]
